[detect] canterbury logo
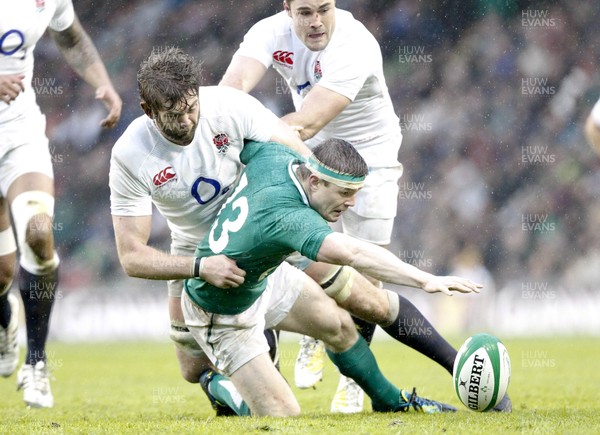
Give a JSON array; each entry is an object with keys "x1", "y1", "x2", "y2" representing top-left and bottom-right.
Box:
[
  {"x1": 153, "y1": 166, "x2": 177, "y2": 186},
  {"x1": 273, "y1": 50, "x2": 293, "y2": 65}
]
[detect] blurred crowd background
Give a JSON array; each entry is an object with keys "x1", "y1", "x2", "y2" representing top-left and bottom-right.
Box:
[{"x1": 30, "y1": 0, "x2": 600, "y2": 334}]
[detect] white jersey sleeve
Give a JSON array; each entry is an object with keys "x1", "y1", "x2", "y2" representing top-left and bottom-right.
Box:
[
  {"x1": 109, "y1": 119, "x2": 153, "y2": 217},
  {"x1": 235, "y1": 15, "x2": 280, "y2": 68},
  {"x1": 50, "y1": 0, "x2": 75, "y2": 32}
]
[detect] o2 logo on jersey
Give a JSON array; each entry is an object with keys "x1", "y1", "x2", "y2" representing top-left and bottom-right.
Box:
[
  {"x1": 208, "y1": 173, "x2": 249, "y2": 253},
  {"x1": 0, "y1": 30, "x2": 26, "y2": 58},
  {"x1": 191, "y1": 177, "x2": 222, "y2": 205},
  {"x1": 189, "y1": 176, "x2": 231, "y2": 206}
]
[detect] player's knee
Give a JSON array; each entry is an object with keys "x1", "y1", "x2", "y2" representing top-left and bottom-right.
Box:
[
  {"x1": 177, "y1": 352, "x2": 209, "y2": 383},
  {"x1": 355, "y1": 292, "x2": 389, "y2": 325},
  {"x1": 338, "y1": 310, "x2": 359, "y2": 344},
  {"x1": 283, "y1": 402, "x2": 301, "y2": 417},
  {"x1": 329, "y1": 267, "x2": 389, "y2": 324},
  {"x1": 12, "y1": 191, "x2": 56, "y2": 263},
  {"x1": 319, "y1": 308, "x2": 357, "y2": 352},
  {"x1": 179, "y1": 362, "x2": 203, "y2": 383},
  {"x1": 171, "y1": 322, "x2": 209, "y2": 382},
  {"x1": 25, "y1": 213, "x2": 54, "y2": 259}
]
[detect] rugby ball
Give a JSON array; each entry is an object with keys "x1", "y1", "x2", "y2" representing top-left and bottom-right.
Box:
[{"x1": 452, "y1": 333, "x2": 511, "y2": 412}]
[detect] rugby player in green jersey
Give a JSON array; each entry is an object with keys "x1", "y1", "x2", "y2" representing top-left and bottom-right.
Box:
[{"x1": 183, "y1": 138, "x2": 481, "y2": 416}]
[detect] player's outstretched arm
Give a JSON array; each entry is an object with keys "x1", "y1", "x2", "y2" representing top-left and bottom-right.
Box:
[
  {"x1": 220, "y1": 55, "x2": 268, "y2": 93},
  {"x1": 316, "y1": 232, "x2": 482, "y2": 296},
  {"x1": 49, "y1": 14, "x2": 122, "y2": 128},
  {"x1": 112, "y1": 215, "x2": 245, "y2": 287}
]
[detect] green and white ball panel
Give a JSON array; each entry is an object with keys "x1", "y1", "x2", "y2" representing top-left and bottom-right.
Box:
[{"x1": 453, "y1": 333, "x2": 511, "y2": 412}]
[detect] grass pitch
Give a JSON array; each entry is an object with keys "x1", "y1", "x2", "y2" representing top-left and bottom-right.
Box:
[{"x1": 0, "y1": 336, "x2": 598, "y2": 434}]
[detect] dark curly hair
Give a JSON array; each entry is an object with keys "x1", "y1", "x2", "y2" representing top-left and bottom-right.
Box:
[{"x1": 137, "y1": 46, "x2": 203, "y2": 114}]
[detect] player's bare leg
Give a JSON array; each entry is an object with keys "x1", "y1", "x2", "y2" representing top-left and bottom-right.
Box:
[
  {"x1": 307, "y1": 261, "x2": 458, "y2": 367},
  {"x1": 301, "y1": 261, "x2": 379, "y2": 412},
  {"x1": 277, "y1": 276, "x2": 455, "y2": 415},
  {"x1": 169, "y1": 295, "x2": 250, "y2": 416},
  {"x1": 230, "y1": 353, "x2": 300, "y2": 417},
  {"x1": 8, "y1": 172, "x2": 57, "y2": 408},
  {"x1": 169, "y1": 296, "x2": 213, "y2": 382},
  {"x1": 305, "y1": 261, "x2": 512, "y2": 412}
]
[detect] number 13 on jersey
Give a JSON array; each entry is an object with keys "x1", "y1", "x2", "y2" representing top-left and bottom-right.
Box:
[{"x1": 208, "y1": 173, "x2": 249, "y2": 253}]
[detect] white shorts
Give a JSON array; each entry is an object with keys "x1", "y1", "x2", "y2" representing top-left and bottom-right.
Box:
[
  {"x1": 181, "y1": 261, "x2": 306, "y2": 377},
  {"x1": 0, "y1": 111, "x2": 52, "y2": 196}
]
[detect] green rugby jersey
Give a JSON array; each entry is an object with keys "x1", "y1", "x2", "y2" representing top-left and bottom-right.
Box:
[{"x1": 184, "y1": 141, "x2": 333, "y2": 315}]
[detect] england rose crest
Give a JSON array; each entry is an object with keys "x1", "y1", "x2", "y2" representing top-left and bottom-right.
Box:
[
  {"x1": 314, "y1": 60, "x2": 322, "y2": 81},
  {"x1": 213, "y1": 133, "x2": 230, "y2": 154}
]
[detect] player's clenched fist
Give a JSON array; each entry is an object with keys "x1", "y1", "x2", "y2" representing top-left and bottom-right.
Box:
[
  {"x1": 0, "y1": 73, "x2": 25, "y2": 104},
  {"x1": 200, "y1": 255, "x2": 246, "y2": 288}
]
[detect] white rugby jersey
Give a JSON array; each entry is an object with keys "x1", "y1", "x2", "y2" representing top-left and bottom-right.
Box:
[
  {"x1": 0, "y1": 0, "x2": 74, "y2": 123},
  {"x1": 236, "y1": 9, "x2": 401, "y2": 167},
  {"x1": 109, "y1": 86, "x2": 280, "y2": 249}
]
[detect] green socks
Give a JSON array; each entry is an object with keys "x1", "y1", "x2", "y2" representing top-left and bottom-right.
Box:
[
  {"x1": 327, "y1": 335, "x2": 402, "y2": 412},
  {"x1": 207, "y1": 372, "x2": 251, "y2": 416},
  {"x1": 207, "y1": 335, "x2": 404, "y2": 414}
]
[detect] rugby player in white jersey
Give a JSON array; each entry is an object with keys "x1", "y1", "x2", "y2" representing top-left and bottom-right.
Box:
[
  {"x1": 109, "y1": 47, "x2": 310, "y2": 416},
  {"x1": 220, "y1": 0, "x2": 512, "y2": 413},
  {"x1": 0, "y1": 0, "x2": 121, "y2": 408}
]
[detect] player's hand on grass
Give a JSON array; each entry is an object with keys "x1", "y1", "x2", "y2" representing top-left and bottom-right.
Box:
[
  {"x1": 0, "y1": 74, "x2": 25, "y2": 104},
  {"x1": 201, "y1": 255, "x2": 246, "y2": 288},
  {"x1": 95, "y1": 84, "x2": 122, "y2": 128},
  {"x1": 421, "y1": 276, "x2": 482, "y2": 296}
]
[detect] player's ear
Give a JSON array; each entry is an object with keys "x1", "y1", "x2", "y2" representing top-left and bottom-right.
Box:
[
  {"x1": 308, "y1": 174, "x2": 321, "y2": 192},
  {"x1": 140, "y1": 101, "x2": 153, "y2": 119},
  {"x1": 283, "y1": 1, "x2": 291, "y2": 16}
]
